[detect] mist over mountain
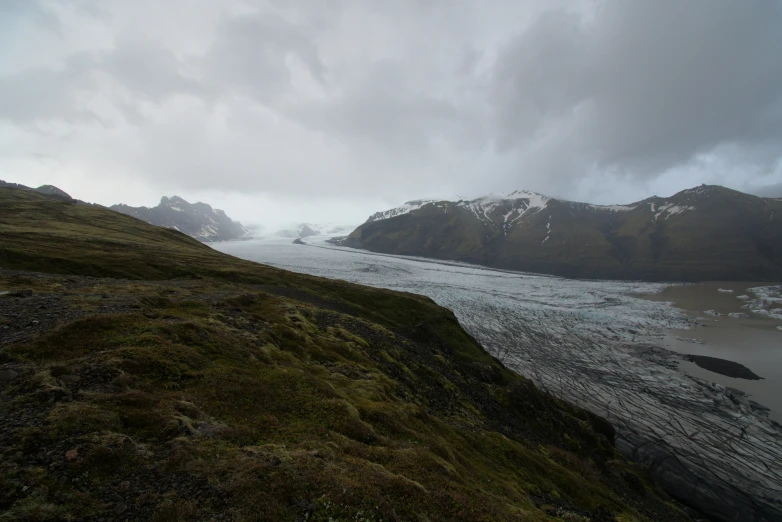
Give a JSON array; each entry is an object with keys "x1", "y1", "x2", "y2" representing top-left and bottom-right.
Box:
[{"x1": 276, "y1": 223, "x2": 356, "y2": 239}]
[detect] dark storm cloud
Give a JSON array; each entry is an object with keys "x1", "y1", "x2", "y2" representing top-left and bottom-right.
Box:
[
  {"x1": 754, "y1": 183, "x2": 782, "y2": 199},
  {"x1": 101, "y1": 44, "x2": 202, "y2": 102},
  {"x1": 289, "y1": 59, "x2": 484, "y2": 159},
  {"x1": 490, "y1": 1, "x2": 782, "y2": 181},
  {"x1": 0, "y1": 1, "x2": 61, "y2": 32},
  {"x1": 205, "y1": 11, "x2": 327, "y2": 103},
  {"x1": 0, "y1": 43, "x2": 200, "y2": 126},
  {"x1": 1, "y1": 0, "x2": 781, "y2": 217}
]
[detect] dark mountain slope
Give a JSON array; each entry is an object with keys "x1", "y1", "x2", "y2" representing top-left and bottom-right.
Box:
[
  {"x1": 111, "y1": 195, "x2": 249, "y2": 242},
  {"x1": 344, "y1": 185, "x2": 782, "y2": 281},
  {"x1": 1, "y1": 180, "x2": 75, "y2": 202},
  {"x1": 34, "y1": 184, "x2": 73, "y2": 200},
  {"x1": 0, "y1": 185, "x2": 689, "y2": 521}
]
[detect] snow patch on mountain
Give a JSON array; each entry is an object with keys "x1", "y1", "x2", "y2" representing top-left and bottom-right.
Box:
[
  {"x1": 367, "y1": 190, "x2": 552, "y2": 226},
  {"x1": 454, "y1": 191, "x2": 552, "y2": 230},
  {"x1": 366, "y1": 200, "x2": 437, "y2": 223},
  {"x1": 652, "y1": 203, "x2": 697, "y2": 221},
  {"x1": 679, "y1": 185, "x2": 718, "y2": 199},
  {"x1": 541, "y1": 218, "x2": 551, "y2": 245},
  {"x1": 587, "y1": 204, "x2": 636, "y2": 212},
  {"x1": 506, "y1": 190, "x2": 549, "y2": 209},
  {"x1": 505, "y1": 196, "x2": 548, "y2": 225}
]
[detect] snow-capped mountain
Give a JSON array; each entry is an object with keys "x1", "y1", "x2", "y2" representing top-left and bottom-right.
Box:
[
  {"x1": 343, "y1": 185, "x2": 782, "y2": 281},
  {"x1": 366, "y1": 199, "x2": 438, "y2": 223},
  {"x1": 366, "y1": 190, "x2": 645, "y2": 232},
  {"x1": 110, "y1": 196, "x2": 249, "y2": 242}
]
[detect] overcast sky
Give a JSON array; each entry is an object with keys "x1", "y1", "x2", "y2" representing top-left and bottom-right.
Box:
[{"x1": 2, "y1": 0, "x2": 781, "y2": 230}]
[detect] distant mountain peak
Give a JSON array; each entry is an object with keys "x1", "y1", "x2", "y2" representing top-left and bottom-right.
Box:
[
  {"x1": 111, "y1": 196, "x2": 248, "y2": 243},
  {"x1": 670, "y1": 184, "x2": 721, "y2": 200},
  {"x1": 506, "y1": 189, "x2": 549, "y2": 200},
  {"x1": 161, "y1": 195, "x2": 188, "y2": 204},
  {"x1": 298, "y1": 224, "x2": 318, "y2": 238},
  {"x1": 35, "y1": 185, "x2": 72, "y2": 200}
]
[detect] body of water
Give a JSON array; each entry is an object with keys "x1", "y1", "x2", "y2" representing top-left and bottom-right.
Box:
[{"x1": 645, "y1": 282, "x2": 782, "y2": 422}]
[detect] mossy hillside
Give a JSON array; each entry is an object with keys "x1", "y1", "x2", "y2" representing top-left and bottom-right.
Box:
[
  {"x1": 0, "y1": 186, "x2": 689, "y2": 520},
  {"x1": 0, "y1": 187, "x2": 492, "y2": 352},
  {"x1": 0, "y1": 187, "x2": 499, "y2": 340},
  {"x1": 1, "y1": 281, "x2": 686, "y2": 521}
]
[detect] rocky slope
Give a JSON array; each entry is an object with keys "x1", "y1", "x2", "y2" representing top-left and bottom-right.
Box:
[
  {"x1": 344, "y1": 185, "x2": 782, "y2": 281},
  {"x1": 111, "y1": 196, "x2": 249, "y2": 242},
  {"x1": 0, "y1": 185, "x2": 692, "y2": 521}
]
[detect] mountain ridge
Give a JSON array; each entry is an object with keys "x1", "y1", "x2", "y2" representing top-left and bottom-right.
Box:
[
  {"x1": 344, "y1": 185, "x2": 782, "y2": 281},
  {"x1": 111, "y1": 196, "x2": 249, "y2": 243},
  {"x1": 0, "y1": 180, "x2": 80, "y2": 204}
]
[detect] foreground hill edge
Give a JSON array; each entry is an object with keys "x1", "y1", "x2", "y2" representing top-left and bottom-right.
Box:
[
  {"x1": 0, "y1": 187, "x2": 692, "y2": 521},
  {"x1": 0, "y1": 179, "x2": 249, "y2": 244}
]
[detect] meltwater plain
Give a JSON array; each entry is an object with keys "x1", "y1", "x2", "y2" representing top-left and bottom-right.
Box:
[{"x1": 215, "y1": 235, "x2": 782, "y2": 522}]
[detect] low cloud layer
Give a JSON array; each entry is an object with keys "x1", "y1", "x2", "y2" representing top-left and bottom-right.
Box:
[{"x1": 2, "y1": 0, "x2": 781, "y2": 227}]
